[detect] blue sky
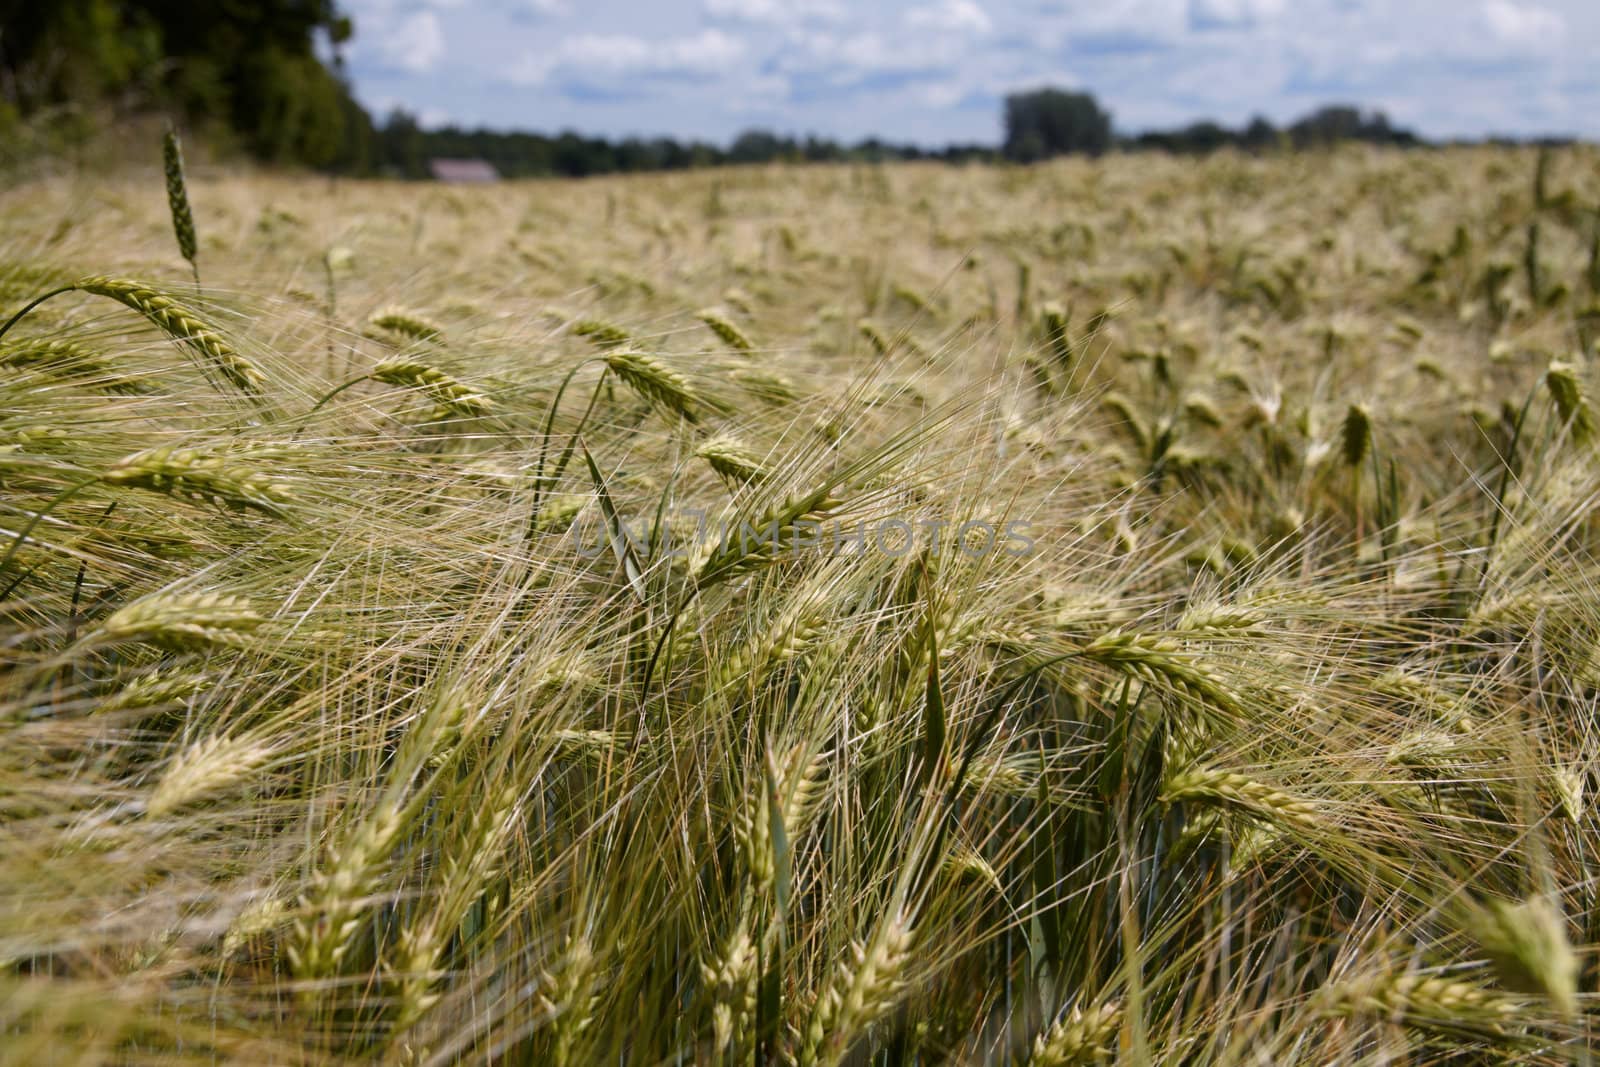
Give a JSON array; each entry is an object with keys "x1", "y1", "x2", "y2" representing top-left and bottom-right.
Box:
[{"x1": 337, "y1": 0, "x2": 1600, "y2": 145}]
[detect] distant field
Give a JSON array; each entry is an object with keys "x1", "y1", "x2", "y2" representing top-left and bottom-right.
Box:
[{"x1": 2, "y1": 146, "x2": 1598, "y2": 1064}]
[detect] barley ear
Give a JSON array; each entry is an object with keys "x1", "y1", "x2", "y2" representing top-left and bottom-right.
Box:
[
  {"x1": 697, "y1": 308, "x2": 754, "y2": 354},
  {"x1": 163, "y1": 123, "x2": 200, "y2": 286},
  {"x1": 1469, "y1": 895, "x2": 1579, "y2": 1015},
  {"x1": 1546, "y1": 361, "x2": 1593, "y2": 445},
  {"x1": 74, "y1": 276, "x2": 266, "y2": 399},
  {"x1": 1030, "y1": 1001, "x2": 1122, "y2": 1066},
  {"x1": 1340, "y1": 403, "x2": 1372, "y2": 468},
  {"x1": 603, "y1": 349, "x2": 701, "y2": 424}
]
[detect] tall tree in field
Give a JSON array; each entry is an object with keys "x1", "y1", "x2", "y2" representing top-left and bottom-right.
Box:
[{"x1": 1002, "y1": 88, "x2": 1113, "y2": 162}]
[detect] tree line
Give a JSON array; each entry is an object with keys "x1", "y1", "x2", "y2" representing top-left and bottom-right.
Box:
[
  {"x1": 0, "y1": 3, "x2": 1547, "y2": 179},
  {"x1": 362, "y1": 95, "x2": 1423, "y2": 178}
]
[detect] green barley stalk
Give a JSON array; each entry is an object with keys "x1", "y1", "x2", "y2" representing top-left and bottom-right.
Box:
[
  {"x1": 701, "y1": 921, "x2": 756, "y2": 1059},
  {"x1": 146, "y1": 734, "x2": 274, "y2": 818},
  {"x1": 1077, "y1": 631, "x2": 1240, "y2": 716},
  {"x1": 1322, "y1": 972, "x2": 1523, "y2": 1036},
  {"x1": 1468, "y1": 895, "x2": 1578, "y2": 1015}
]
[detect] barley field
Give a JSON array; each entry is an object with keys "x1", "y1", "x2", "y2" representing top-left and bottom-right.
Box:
[{"x1": 3, "y1": 145, "x2": 1600, "y2": 1064}]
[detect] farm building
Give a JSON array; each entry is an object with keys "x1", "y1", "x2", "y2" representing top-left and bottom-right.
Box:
[{"x1": 427, "y1": 158, "x2": 499, "y2": 183}]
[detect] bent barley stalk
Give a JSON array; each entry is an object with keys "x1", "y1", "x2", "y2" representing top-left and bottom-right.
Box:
[
  {"x1": 77, "y1": 277, "x2": 264, "y2": 396},
  {"x1": 1322, "y1": 973, "x2": 1523, "y2": 1035}
]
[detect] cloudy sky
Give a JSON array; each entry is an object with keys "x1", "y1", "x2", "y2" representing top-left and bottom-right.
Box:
[{"x1": 337, "y1": 0, "x2": 1600, "y2": 145}]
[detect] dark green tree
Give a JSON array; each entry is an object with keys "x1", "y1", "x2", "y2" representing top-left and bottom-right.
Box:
[
  {"x1": 1002, "y1": 88, "x2": 1112, "y2": 161},
  {"x1": 0, "y1": 0, "x2": 371, "y2": 168}
]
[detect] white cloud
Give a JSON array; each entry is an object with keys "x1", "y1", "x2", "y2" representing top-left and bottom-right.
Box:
[
  {"x1": 1481, "y1": 1, "x2": 1564, "y2": 45},
  {"x1": 776, "y1": 29, "x2": 965, "y2": 80},
  {"x1": 373, "y1": 11, "x2": 445, "y2": 73},
  {"x1": 507, "y1": 0, "x2": 570, "y2": 16},
  {"x1": 1190, "y1": 0, "x2": 1285, "y2": 28},
  {"x1": 906, "y1": 0, "x2": 993, "y2": 34},
  {"x1": 703, "y1": 0, "x2": 845, "y2": 25},
  {"x1": 508, "y1": 28, "x2": 746, "y2": 86}
]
